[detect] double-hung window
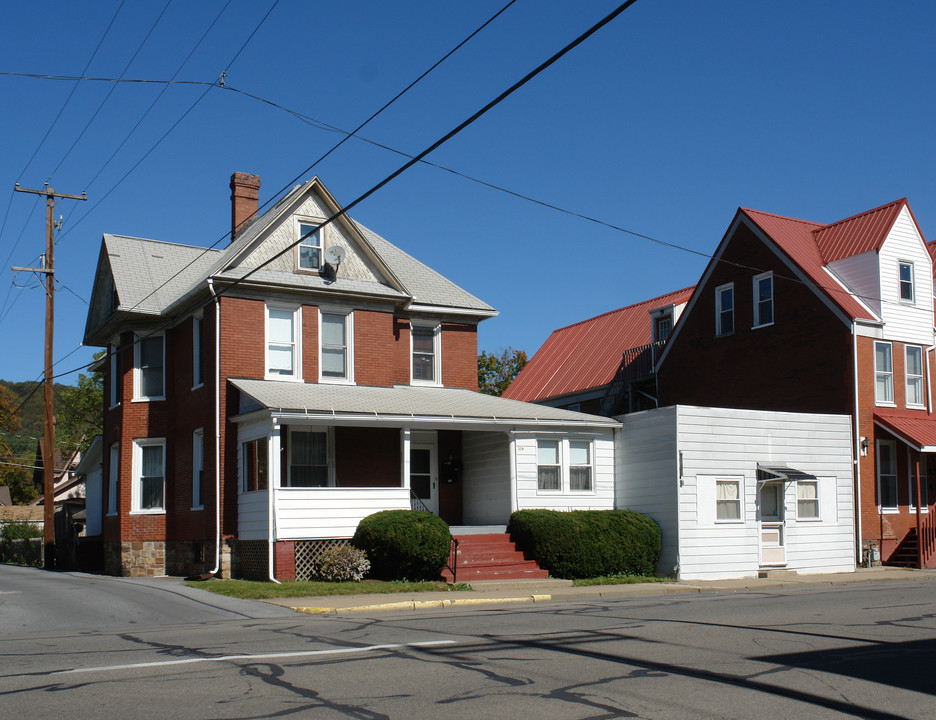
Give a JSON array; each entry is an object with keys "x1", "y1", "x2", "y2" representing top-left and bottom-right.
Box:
[
  {"x1": 716, "y1": 479, "x2": 742, "y2": 521},
  {"x1": 899, "y1": 261, "x2": 914, "y2": 303},
  {"x1": 877, "y1": 440, "x2": 898, "y2": 510},
  {"x1": 320, "y1": 310, "x2": 353, "y2": 382},
  {"x1": 192, "y1": 429, "x2": 204, "y2": 510},
  {"x1": 797, "y1": 480, "x2": 819, "y2": 520},
  {"x1": 266, "y1": 305, "x2": 301, "y2": 379},
  {"x1": 653, "y1": 312, "x2": 673, "y2": 342},
  {"x1": 411, "y1": 322, "x2": 440, "y2": 385},
  {"x1": 874, "y1": 342, "x2": 894, "y2": 405},
  {"x1": 107, "y1": 443, "x2": 119, "y2": 516},
  {"x1": 715, "y1": 283, "x2": 734, "y2": 336},
  {"x1": 109, "y1": 344, "x2": 121, "y2": 408},
  {"x1": 298, "y1": 221, "x2": 322, "y2": 270},
  {"x1": 753, "y1": 272, "x2": 773, "y2": 328},
  {"x1": 242, "y1": 438, "x2": 268, "y2": 492},
  {"x1": 192, "y1": 314, "x2": 204, "y2": 389},
  {"x1": 569, "y1": 441, "x2": 593, "y2": 491},
  {"x1": 906, "y1": 346, "x2": 925, "y2": 407},
  {"x1": 134, "y1": 334, "x2": 165, "y2": 400},
  {"x1": 537, "y1": 440, "x2": 561, "y2": 491},
  {"x1": 286, "y1": 427, "x2": 330, "y2": 487},
  {"x1": 132, "y1": 438, "x2": 165, "y2": 513}
]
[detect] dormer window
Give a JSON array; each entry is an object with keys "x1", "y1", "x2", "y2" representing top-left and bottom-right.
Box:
[
  {"x1": 654, "y1": 314, "x2": 672, "y2": 342},
  {"x1": 298, "y1": 221, "x2": 323, "y2": 270},
  {"x1": 899, "y1": 261, "x2": 914, "y2": 303}
]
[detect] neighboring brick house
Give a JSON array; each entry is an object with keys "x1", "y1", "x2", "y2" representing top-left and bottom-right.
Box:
[
  {"x1": 83, "y1": 173, "x2": 618, "y2": 579},
  {"x1": 503, "y1": 288, "x2": 694, "y2": 416},
  {"x1": 657, "y1": 199, "x2": 936, "y2": 568}
]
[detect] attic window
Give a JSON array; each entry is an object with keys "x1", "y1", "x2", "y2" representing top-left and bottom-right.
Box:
[
  {"x1": 298, "y1": 221, "x2": 322, "y2": 270},
  {"x1": 899, "y1": 262, "x2": 914, "y2": 303},
  {"x1": 654, "y1": 314, "x2": 672, "y2": 342}
]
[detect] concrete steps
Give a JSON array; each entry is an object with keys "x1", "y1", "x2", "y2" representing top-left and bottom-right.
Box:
[{"x1": 442, "y1": 533, "x2": 548, "y2": 582}]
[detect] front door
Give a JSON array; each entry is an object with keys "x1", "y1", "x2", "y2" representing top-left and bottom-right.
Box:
[
  {"x1": 759, "y1": 482, "x2": 786, "y2": 566},
  {"x1": 410, "y1": 440, "x2": 439, "y2": 515}
]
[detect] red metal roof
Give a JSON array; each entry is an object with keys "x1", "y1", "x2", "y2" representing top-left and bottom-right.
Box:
[
  {"x1": 741, "y1": 208, "x2": 880, "y2": 322},
  {"x1": 502, "y1": 287, "x2": 694, "y2": 402},
  {"x1": 874, "y1": 409, "x2": 936, "y2": 451},
  {"x1": 813, "y1": 199, "x2": 906, "y2": 263}
]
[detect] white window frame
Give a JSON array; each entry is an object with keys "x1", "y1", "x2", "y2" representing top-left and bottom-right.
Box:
[
  {"x1": 535, "y1": 437, "x2": 596, "y2": 495},
  {"x1": 241, "y1": 435, "x2": 269, "y2": 493},
  {"x1": 568, "y1": 440, "x2": 593, "y2": 492},
  {"x1": 905, "y1": 345, "x2": 925, "y2": 408},
  {"x1": 108, "y1": 344, "x2": 121, "y2": 409},
  {"x1": 107, "y1": 442, "x2": 119, "y2": 516},
  {"x1": 796, "y1": 480, "x2": 820, "y2": 520},
  {"x1": 192, "y1": 428, "x2": 204, "y2": 510},
  {"x1": 716, "y1": 478, "x2": 743, "y2": 523},
  {"x1": 284, "y1": 426, "x2": 333, "y2": 488},
  {"x1": 752, "y1": 272, "x2": 774, "y2": 329},
  {"x1": 898, "y1": 261, "x2": 914, "y2": 303},
  {"x1": 874, "y1": 341, "x2": 894, "y2": 406},
  {"x1": 319, "y1": 308, "x2": 354, "y2": 384},
  {"x1": 536, "y1": 439, "x2": 561, "y2": 493},
  {"x1": 410, "y1": 321, "x2": 441, "y2": 386},
  {"x1": 192, "y1": 313, "x2": 204, "y2": 390},
  {"x1": 715, "y1": 283, "x2": 734, "y2": 336},
  {"x1": 876, "y1": 439, "x2": 899, "y2": 512},
  {"x1": 265, "y1": 304, "x2": 302, "y2": 380},
  {"x1": 296, "y1": 218, "x2": 325, "y2": 271},
  {"x1": 907, "y1": 449, "x2": 928, "y2": 513},
  {"x1": 131, "y1": 438, "x2": 166, "y2": 514},
  {"x1": 133, "y1": 333, "x2": 165, "y2": 401}
]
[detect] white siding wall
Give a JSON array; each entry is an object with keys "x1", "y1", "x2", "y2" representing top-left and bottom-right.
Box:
[
  {"x1": 878, "y1": 207, "x2": 934, "y2": 345},
  {"x1": 514, "y1": 430, "x2": 616, "y2": 512},
  {"x1": 616, "y1": 406, "x2": 855, "y2": 581},
  {"x1": 827, "y1": 251, "x2": 880, "y2": 318},
  {"x1": 238, "y1": 490, "x2": 269, "y2": 540},
  {"x1": 275, "y1": 488, "x2": 410, "y2": 540},
  {"x1": 617, "y1": 407, "x2": 680, "y2": 575},
  {"x1": 462, "y1": 431, "x2": 511, "y2": 525}
]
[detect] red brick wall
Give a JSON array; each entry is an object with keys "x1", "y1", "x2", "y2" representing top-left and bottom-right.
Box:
[
  {"x1": 353, "y1": 309, "x2": 396, "y2": 386},
  {"x1": 658, "y1": 223, "x2": 853, "y2": 414},
  {"x1": 335, "y1": 427, "x2": 400, "y2": 486},
  {"x1": 438, "y1": 430, "x2": 463, "y2": 525},
  {"x1": 273, "y1": 540, "x2": 296, "y2": 581},
  {"x1": 441, "y1": 323, "x2": 478, "y2": 390}
]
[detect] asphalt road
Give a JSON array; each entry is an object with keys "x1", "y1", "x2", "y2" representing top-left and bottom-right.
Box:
[{"x1": 1, "y1": 566, "x2": 935, "y2": 719}]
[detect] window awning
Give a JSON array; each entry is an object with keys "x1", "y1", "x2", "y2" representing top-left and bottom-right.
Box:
[
  {"x1": 874, "y1": 410, "x2": 936, "y2": 452},
  {"x1": 756, "y1": 463, "x2": 816, "y2": 483}
]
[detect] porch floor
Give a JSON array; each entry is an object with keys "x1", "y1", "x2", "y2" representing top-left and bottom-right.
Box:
[{"x1": 449, "y1": 525, "x2": 507, "y2": 535}]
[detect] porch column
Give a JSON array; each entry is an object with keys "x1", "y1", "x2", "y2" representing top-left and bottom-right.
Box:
[
  {"x1": 401, "y1": 427, "x2": 411, "y2": 491},
  {"x1": 268, "y1": 420, "x2": 281, "y2": 581},
  {"x1": 508, "y1": 432, "x2": 518, "y2": 515},
  {"x1": 914, "y1": 452, "x2": 923, "y2": 569}
]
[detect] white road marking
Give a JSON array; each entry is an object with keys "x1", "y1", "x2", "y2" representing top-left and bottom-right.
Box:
[{"x1": 52, "y1": 640, "x2": 455, "y2": 676}]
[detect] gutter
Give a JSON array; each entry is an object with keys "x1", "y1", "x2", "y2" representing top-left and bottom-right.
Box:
[{"x1": 207, "y1": 279, "x2": 222, "y2": 576}]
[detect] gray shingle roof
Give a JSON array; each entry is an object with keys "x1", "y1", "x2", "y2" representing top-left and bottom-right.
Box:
[{"x1": 231, "y1": 378, "x2": 618, "y2": 427}]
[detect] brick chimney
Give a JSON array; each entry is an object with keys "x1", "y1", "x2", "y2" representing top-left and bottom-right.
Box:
[{"x1": 230, "y1": 172, "x2": 261, "y2": 242}]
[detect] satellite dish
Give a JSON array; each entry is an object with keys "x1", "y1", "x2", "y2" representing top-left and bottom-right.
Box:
[{"x1": 324, "y1": 245, "x2": 346, "y2": 267}]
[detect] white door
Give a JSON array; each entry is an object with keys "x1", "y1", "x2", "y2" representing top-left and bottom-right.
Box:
[
  {"x1": 410, "y1": 441, "x2": 439, "y2": 515},
  {"x1": 759, "y1": 482, "x2": 786, "y2": 566}
]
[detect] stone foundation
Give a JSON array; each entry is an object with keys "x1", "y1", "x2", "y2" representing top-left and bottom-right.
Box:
[{"x1": 104, "y1": 539, "x2": 233, "y2": 578}]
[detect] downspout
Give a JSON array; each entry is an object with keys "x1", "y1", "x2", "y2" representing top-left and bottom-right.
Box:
[
  {"x1": 852, "y1": 324, "x2": 863, "y2": 566},
  {"x1": 207, "y1": 280, "x2": 222, "y2": 576}
]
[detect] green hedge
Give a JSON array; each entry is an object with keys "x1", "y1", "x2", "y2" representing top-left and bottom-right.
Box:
[
  {"x1": 352, "y1": 510, "x2": 452, "y2": 580},
  {"x1": 507, "y1": 509, "x2": 661, "y2": 579}
]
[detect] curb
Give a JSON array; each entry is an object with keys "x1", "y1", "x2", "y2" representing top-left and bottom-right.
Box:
[{"x1": 292, "y1": 594, "x2": 554, "y2": 615}]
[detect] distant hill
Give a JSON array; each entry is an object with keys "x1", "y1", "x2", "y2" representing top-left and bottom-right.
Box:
[{"x1": 0, "y1": 379, "x2": 76, "y2": 459}]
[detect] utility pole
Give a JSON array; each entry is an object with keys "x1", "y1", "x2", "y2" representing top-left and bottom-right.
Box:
[{"x1": 13, "y1": 183, "x2": 86, "y2": 570}]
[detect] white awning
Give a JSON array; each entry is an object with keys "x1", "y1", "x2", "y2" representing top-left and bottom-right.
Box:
[{"x1": 757, "y1": 463, "x2": 817, "y2": 483}]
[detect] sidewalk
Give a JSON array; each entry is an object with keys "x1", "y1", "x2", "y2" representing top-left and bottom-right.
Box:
[{"x1": 265, "y1": 566, "x2": 936, "y2": 616}]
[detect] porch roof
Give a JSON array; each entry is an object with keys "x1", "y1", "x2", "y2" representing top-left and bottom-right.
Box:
[
  {"x1": 229, "y1": 378, "x2": 620, "y2": 428},
  {"x1": 874, "y1": 409, "x2": 936, "y2": 452}
]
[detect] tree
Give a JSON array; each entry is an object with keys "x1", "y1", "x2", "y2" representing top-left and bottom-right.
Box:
[
  {"x1": 56, "y1": 350, "x2": 104, "y2": 454},
  {"x1": 0, "y1": 384, "x2": 38, "y2": 504},
  {"x1": 478, "y1": 347, "x2": 528, "y2": 396}
]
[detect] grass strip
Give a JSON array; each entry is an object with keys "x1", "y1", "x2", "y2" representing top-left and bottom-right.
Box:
[{"x1": 187, "y1": 578, "x2": 471, "y2": 599}]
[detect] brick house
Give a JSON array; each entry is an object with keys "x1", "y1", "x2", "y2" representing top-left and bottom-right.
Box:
[
  {"x1": 83, "y1": 173, "x2": 618, "y2": 578},
  {"x1": 657, "y1": 199, "x2": 936, "y2": 568}
]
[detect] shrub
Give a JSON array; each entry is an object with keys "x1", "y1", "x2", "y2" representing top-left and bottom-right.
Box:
[
  {"x1": 313, "y1": 544, "x2": 370, "y2": 582},
  {"x1": 507, "y1": 509, "x2": 661, "y2": 579},
  {"x1": 352, "y1": 510, "x2": 452, "y2": 581},
  {"x1": 1, "y1": 521, "x2": 43, "y2": 541}
]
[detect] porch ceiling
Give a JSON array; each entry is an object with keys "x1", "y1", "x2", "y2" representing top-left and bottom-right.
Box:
[
  {"x1": 229, "y1": 378, "x2": 620, "y2": 428},
  {"x1": 874, "y1": 409, "x2": 936, "y2": 452}
]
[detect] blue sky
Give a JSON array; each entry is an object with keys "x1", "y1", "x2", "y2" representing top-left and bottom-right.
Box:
[{"x1": 1, "y1": 1, "x2": 935, "y2": 385}]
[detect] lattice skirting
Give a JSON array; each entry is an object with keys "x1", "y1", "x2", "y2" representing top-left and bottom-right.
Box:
[
  {"x1": 235, "y1": 540, "x2": 268, "y2": 581},
  {"x1": 294, "y1": 539, "x2": 350, "y2": 581}
]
